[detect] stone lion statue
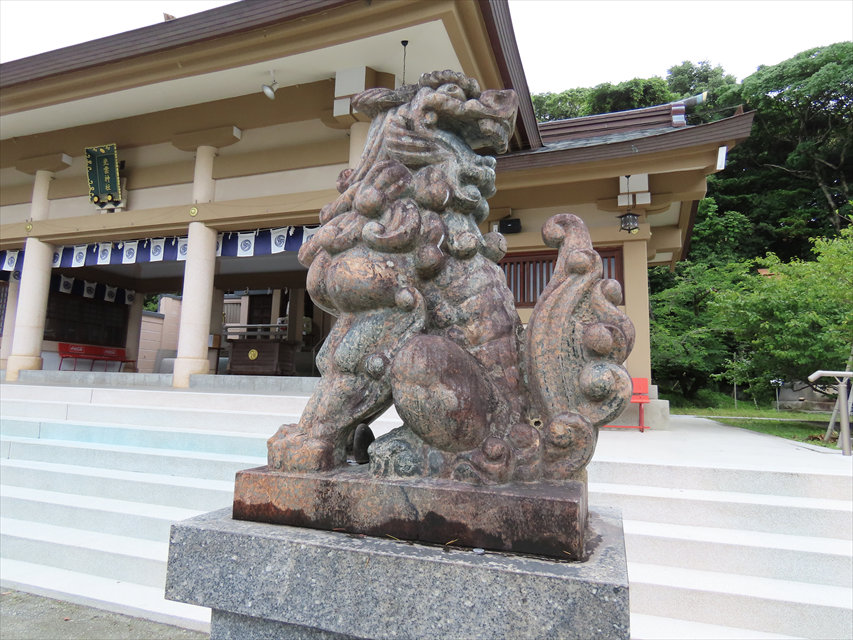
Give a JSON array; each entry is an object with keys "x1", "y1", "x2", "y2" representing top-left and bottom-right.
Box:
[{"x1": 267, "y1": 70, "x2": 634, "y2": 484}]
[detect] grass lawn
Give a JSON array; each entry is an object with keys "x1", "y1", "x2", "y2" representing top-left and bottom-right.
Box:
[
  {"x1": 709, "y1": 417, "x2": 839, "y2": 448},
  {"x1": 670, "y1": 406, "x2": 832, "y2": 421},
  {"x1": 668, "y1": 406, "x2": 841, "y2": 448}
]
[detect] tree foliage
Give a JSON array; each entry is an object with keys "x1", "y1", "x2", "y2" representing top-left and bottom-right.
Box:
[
  {"x1": 531, "y1": 87, "x2": 591, "y2": 122},
  {"x1": 737, "y1": 42, "x2": 853, "y2": 233},
  {"x1": 666, "y1": 60, "x2": 737, "y2": 99},
  {"x1": 531, "y1": 45, "x2": 853, "y2": 403},
  {"x1": 531, "y1": 77, "x2": 675, "y2": 122},
  {"x1": 712, "y1": 226, "x2": 853, "y2": 398},
  {"x1": 586, "y1": 77, "x2": 675, "y2": 115},
  {"x1": 687, "y1": 197, "x2": 753, "y2": 263},
  {"x1": 649, "y1": 261, "x2": 745, "y2": 397}
]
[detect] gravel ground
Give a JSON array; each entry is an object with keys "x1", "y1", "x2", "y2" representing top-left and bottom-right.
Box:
[{"x1": 0, "y1": 590, "x2": 207, "y2": 640}]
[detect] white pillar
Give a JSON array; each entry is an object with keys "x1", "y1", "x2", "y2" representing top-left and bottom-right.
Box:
[
  {"x1": 123, "y1": 294, "x2": 145, "y2": 372},
  {"x1": 349, "y1": 122, "x2": 370, "y2": 168},
  {"x1": 30, "y1": 170, "x2": 53, "y2": 221},
  {"x1": 0, "y1": 272, "x2": 21, "y2": 371},
  {"x1": 5, "y1": 238, "x2": 55, "y2": 380},
  {"x1": 193, "y1": 145, "x2": 217, "y2": 204},
  {"x1": 5, "y1": 169, "x2": 56, "y2": 381},
  {"x1": 173, "y1": 221, "x2": 217, "y2": 387}
]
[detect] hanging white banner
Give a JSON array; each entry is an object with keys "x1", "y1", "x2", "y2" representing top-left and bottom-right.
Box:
[
  {"x1": 216, "y1": 234, "x2": 223, "y2": 257},
  {"x1": 97, "y1": 243, "x2": 112, "y2": 265},
  {"x1": 302, "y1": 225, "x2": 320, "y2": 244},
  {"x1": 72, "y1": 245, "x2": 88, "y2": 268},
  {"x1": 83, "y1": 281, "x2": 96, "y2": 298},
  {"x1": 237, "y1": 232, "x2": 255, "y2": 258},
  {"x1": 122, "y1": 240, "x2": 138, "y2": 264},
  {"x1": 59, "y1": 275, "x2": 74, "y2": 293},
  {"x1": 271, "y1": 227, "x2": 289, "y2": 254},
  {"x1": 177, "y1": 238, "x2": 188, "y2": 261},
  {"x1": 125, "y1": 289, "x2": 136, "y2": 305},
  {"x1": 2, "y1": 250, "x2": 19, "y2": 271},
  {"x1": 52, "y1": 248, "x2": 63, "y2": 268},
  {"x1": 104, "y1": 285, "x2": 117, "y2": 303},
  {"x1": 149, "y1": 238, "x2": 165, "y2": 262}
]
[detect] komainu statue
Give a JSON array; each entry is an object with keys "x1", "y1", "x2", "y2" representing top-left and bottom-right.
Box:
[{"x1": 267, "y1": 70, "x2": 634, "y2": 485}]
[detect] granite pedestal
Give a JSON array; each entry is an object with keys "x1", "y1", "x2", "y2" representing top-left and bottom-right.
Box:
[{"x1": 165, "y1": 507, "x2": 629, "y2": 640}]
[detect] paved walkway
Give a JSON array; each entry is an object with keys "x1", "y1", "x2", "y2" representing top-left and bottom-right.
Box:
[
  {"x1": 597, "y1": 413, "x2": 851, "y2": 475},
  {"x1": 0, "y1": 590, "x2": 206, "y2": 640}
]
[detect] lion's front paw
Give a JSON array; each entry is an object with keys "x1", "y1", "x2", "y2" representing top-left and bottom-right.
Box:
[{"x1": 267, "y1": 425, "x2": 336, "y2": 471}]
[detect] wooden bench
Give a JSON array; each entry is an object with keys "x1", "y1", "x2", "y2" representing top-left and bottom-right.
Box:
[
  {"x1": 602, "y1": 377, "x2": 651, "y2": 432},
  {"x1": 58, "y1": 342, "x2": 136, "y2": 372}
]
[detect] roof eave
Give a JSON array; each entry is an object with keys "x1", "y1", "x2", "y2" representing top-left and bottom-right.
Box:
[
  {"x1": 477, "y1": 0, "x2": 542, "y2": 151},
  {"x1": 497, "y1": 110, "x2": 755, "y2": 172},
  {"x1": 0, "y1": 0, "x2": 360, "y2": 89}
]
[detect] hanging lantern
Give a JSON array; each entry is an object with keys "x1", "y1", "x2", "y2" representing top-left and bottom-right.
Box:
[{"x1": 618, "y1": 211, "x2": 640, "y2": 234}]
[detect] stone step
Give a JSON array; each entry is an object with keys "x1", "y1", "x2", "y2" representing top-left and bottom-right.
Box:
[
  {"x1": 628, "y1": 562, "x2": 852, "y2": 639},
  {"x1": 0, "y1": 557, "x2": 209, "y2": 632},
  {"x1": 622, "y1": 518, "x2": 852, "y2": 587},
  {"x1": 0, "y1": 389, "x2": 402, "y2": 436},
  {"x1": 1, "y1": 435, "x2": 262, "y2": 481},
  {"x1": 1, "y1": 383, "x2": 312, "y2": 415},
  {"x1": 629, "y1": 614, "x2": 800, "y2": 640},
  {"x1": 0, "y1": 416, "x2": 270, "y2": 457},
  {"x1": 588, "y1": 458, "x2": 852, "y2": 502},
  {"x1": 0, "y1": 458, "x2": 235, "y2": 511},
  {"x1": 0, "y1": 485, "x2": 202, "y2": 541},
  {"x1": 590, "y1": 482, "x2": 852, "y2": 538},
  {"x1": 0, "y1": 398, "x2": 288, "y2": 432},
  {"x1": 16, "y1": 369, "x2": 175, "y2": 389},
  {"x1": 13, "y1": 368, "x2": 319, "y2": 395},
  {"x1": 0, "y1": 517, "x2": 168, "y2": 589}
]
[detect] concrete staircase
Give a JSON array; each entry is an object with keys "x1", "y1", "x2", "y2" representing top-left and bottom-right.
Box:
[
  {"x1": 1, "y1": 375, "x2": 851, "y2": 639},
  {"x1": 591, "y1": 421, "x2": 853, "y2": 640}
]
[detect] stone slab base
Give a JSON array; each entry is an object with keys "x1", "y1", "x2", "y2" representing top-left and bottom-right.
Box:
[
  {"x1": 233, "y1": 465, "x2": 587, "y2": 559},
  {"x1": 166, "y1": 507, "x2": 629, "y2": 640}
]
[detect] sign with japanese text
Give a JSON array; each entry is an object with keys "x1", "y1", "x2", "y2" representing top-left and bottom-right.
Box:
[{"x1": 85, "y1": 143, "x2": 121, "y2": 207}]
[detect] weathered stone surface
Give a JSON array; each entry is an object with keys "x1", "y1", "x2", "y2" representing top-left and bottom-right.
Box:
[
  {"x1": 265, "y1": 69, "x2": 634, "y2": 487},
  {"x1": 165, "y1": 507, "x2": 630, "y2": 640},
  {"x1": 232, "y1": 465, "x2": 587, "y2": 559}
]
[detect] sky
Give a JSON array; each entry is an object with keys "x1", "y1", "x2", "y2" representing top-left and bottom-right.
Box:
[{"x1": 1, "y1": 0, "x2": 851, "y2": 92}]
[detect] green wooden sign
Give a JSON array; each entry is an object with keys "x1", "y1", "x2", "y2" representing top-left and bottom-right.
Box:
[{"x1": 85, "y1": 143, "x2": 121, "y2": 207}]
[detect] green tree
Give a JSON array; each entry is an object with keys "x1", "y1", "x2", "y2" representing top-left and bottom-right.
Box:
[
  {"x1": 666, "y1": 60, "x2": 737, "y2": 99},
  {"x1": 713, "y1": 226, "x2": 853, "y2": 398},
  {"x1": 687, "y1": 197, "x2": 753, "y2": 263},
  {"x1": 531, "y1": 87, "x2": 592, "y2": 122},
  {"x1": 649, "y1": 261, "x2": 747, "y2": 397},
  {"x1": 736, "y1": 42, "x2": 853, "y2": 233},
  {"x1": 586, "y1": 77, "x2": 675, "y2": 115},
  {"x1": 666, "y1": 60, "x2": 739, "y2": 124}
]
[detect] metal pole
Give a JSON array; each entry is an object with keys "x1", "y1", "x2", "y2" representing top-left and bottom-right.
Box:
[
  {"x1": 775, "y1": 387, "x2": 780, "y2": 412},
  {"x1": 825, "y1": 349, "x2": 853, "y2": 441},
  {"x1": 824, "y1": 398, "x2": 840, "y2": 442},
  {"x1": 838, "y1": 380, "x2": 851, "y2": 456}
]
